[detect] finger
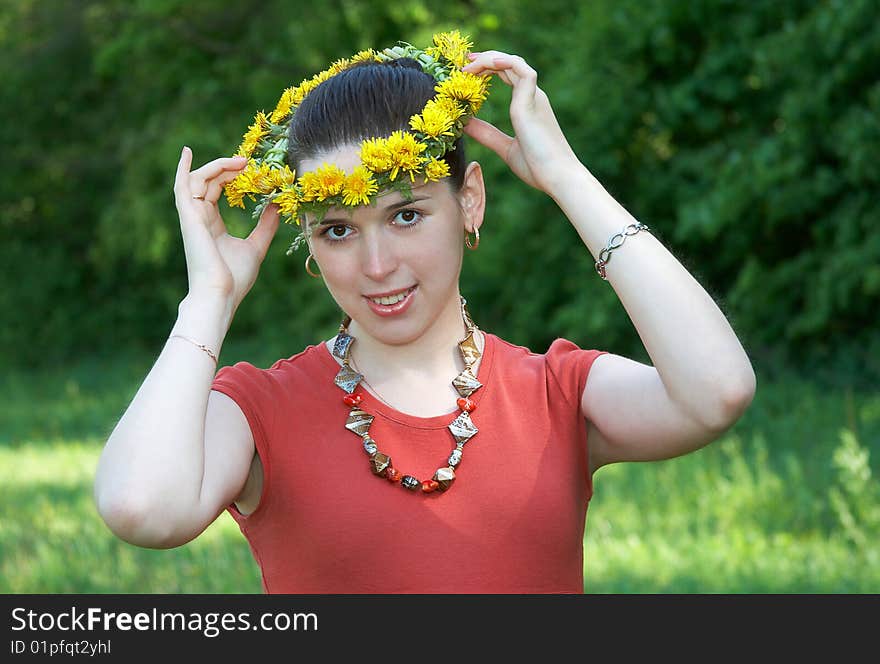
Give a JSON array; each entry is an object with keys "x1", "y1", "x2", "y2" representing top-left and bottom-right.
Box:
[
  {"x1": 175, "y1": 148, "x2": 220, "y2": 241},
  {"x1": 463, "y1": 49, "x2": 508, "y2": 71},
  {"x1": 466, "y1": 51, "x2": 536, "y2": 82},
  {"x1": 463, "y1": 50, "x2": 520, "y2": 77},
  {"x1": 485, "y1": 55, "x2": 538, "y2": 110},
  {"x1": 189, "y1": 155, "x2": 248, "y2": 194},
  {"x1": 203, "y1": 168, "x2": 245, "y2": 204},
  {"x1": 246, "y1": 203, "x2": 280, "y2": 260},
  {"x1": 174, "y1": 146, "x2": 195, "y2": 204},
  {"x1": 463, "y1": 117, "x2": 515, "y2": 161}
]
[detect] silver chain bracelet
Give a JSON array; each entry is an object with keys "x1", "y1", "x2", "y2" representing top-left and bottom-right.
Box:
[{"x1": 595, "y1": 222, "x2": 651, "y2": 280}]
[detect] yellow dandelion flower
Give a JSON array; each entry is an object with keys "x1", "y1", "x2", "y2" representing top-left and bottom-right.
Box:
[
  {"x1": 290, "y1": 84, "x2": 310, "y2": 106},
  {"x1": 426, "y1": 30, "x2": 474, "y2": 69},
  {"x1": 342, "y1": 167, "x2": 379, "y2": 207},
  {"x1": 409, "y1": 98, "x2": 457, "y2": 138},
  {"x1": 310, "y1": 68, "x2": 334, "y2": 87},
  {"x1": 350, "y1": 49, "x2": 378, "y2": 63},
  {"x1": 296, "y1": 78, "x2": 319, "y2": 102},
  {"x1": 273, "y1": 186, "x2": 300, "y2": 218},
  {"x1": 298, "y1": 171, "x2": 321, "y2": 202},
  {"x1": 270, "y1": 87, "x2": 297, "y2": 123},
  {"x1": 231, "y1": 160, "x2": 261, "y2": 195},
  {"x1": 433, "y1": 96, "x2": 467, "y2": 122},
  {"x1": 327, "y1": 57, "x2": 352, "y2": 76},
  {"x1": 359, "y1": 136, "x2": 393, "y2": 173},
  {"x1": 299, "y1": 164, "x2": 346, "y2": 201},
  {"x1": 435, "y1": 70, "x2": 489, "y2": 113},
  {"x1": 235, "y1": 138, "x2": 256, "y2": 160},
  {"x1": 268, "y1": 165, "x2": 297, "y2": 190},
  {"x1": 225, "y1": 159, "x2": 273, "y2": 206},
  {"x1": 224, "y1": 180, "x2": 246, "y2": 209},
  {"x1": 423, "y1": 156, "x2": 451, "y2": 182},
  {"x1": 315, "y1": 164, "x2": 347, "y2": 199},
  {"x1": 249, "y1": 161, "x2": 278, "y2": 195},
  {"x1": 235, "y1": 111, "x2": 269, "y2": 158},
  {"x1": 385, "y1": 130, "x2": 427, "y2": 181}
]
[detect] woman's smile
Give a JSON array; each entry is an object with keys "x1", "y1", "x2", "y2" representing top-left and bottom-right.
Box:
[{"x1": 364, "y1": 285, "x2": 418, "y2": 316}]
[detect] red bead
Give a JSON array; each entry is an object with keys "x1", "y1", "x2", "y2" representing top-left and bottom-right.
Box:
[
  {"x1": 343, "y1": 392, "x2": 363, "y2": 406},
  {"x1": 421, "y1": 480, "x2": 440, "y2": 493},
  {"x1": 456, "y1": 397, "x2": 476, "y2": 412},
  {"x1": 385, "y1": 467, "x2": 401, "y2": 482}
]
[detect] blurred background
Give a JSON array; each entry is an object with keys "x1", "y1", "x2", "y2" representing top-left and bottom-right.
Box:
[{"x1": 1, "y1": 0, "x2": 878, "y2": 592}]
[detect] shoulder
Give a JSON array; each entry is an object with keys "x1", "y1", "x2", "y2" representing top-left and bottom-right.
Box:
[
  {"x1": 490, "y1": 333, "x2": 597, "y2": 353},
  {"x1": 489, "y1": 333, "x2": 605, "y2": 366},
  {"x1": 488, "y1": 333, "x2": 607, "y2": 401},
  {"x1": 213, "y1": 342, "x2": 329, "y2": 386}
]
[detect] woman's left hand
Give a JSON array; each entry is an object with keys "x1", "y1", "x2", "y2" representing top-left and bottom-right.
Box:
[{"x1": 462, "y1": 50, "x2": 581, "y2": 195}]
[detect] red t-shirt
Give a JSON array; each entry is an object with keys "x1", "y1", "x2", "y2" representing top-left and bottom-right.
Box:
[{"x1": 211, "y1": 332, "x2": 606, "y2": 593}]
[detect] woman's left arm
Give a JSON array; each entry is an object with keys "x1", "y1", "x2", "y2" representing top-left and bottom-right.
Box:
[{"x1": 463, "y1": 51, "x2": 756, "y2": 472}]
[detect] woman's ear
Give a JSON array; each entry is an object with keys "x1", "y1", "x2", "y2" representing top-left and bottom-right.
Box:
[{"x1": 458, "y1": 161, "x2": 486, "y2": 233}]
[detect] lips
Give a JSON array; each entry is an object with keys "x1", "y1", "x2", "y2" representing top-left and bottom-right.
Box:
[
  {"x1": 364, "y1": 286, "x2": 415, "y2": 299},
  {"x1": 364, "y1": 285, "x2": 416, "y2": 306},
  {"x1": 364, "y1": 285, "x2": 417, "y2": 317}
]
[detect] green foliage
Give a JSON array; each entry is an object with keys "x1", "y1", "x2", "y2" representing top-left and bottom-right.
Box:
[
  {"x1": 830, "y1": 428, "x2": 880, "y2": 550},
  {"x1": 555, "y1": 0, "x2": 880, "y2": 382},
  {"x1": 473, "y1": 0, "x2": 880, "y2": 380},
  {"x1": 2, "y1": 0, "x2": 878, "y2": 385},
  {"x1": 0, "y1": 0, "x2": 487, "y2": 367}
]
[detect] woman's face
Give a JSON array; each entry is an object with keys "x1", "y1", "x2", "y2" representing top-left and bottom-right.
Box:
[{"x1": 302, "y1": 144, "x2": 484, "y2": 346}]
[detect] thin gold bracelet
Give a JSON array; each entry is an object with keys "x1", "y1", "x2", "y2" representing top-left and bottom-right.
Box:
[{"x1": 169, "y1": 334, "x2": 218, "y2": 364}]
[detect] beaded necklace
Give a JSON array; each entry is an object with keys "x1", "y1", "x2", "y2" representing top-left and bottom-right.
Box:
[{"x1": 331, "y1": 296, "x2": 482, "y2": 494}]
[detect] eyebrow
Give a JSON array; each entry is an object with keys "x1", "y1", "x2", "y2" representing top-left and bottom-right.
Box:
[{"x1": 318, "y1": 195, "x2": 432, "y2": 226}]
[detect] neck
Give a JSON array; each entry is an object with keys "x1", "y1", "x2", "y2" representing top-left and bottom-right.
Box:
[{"x1": 345, "y1": 293, "x2": 472, "y2": 381}]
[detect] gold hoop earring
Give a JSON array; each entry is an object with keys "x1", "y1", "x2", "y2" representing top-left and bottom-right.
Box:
[
  {"x1": 465, "y1": 227, "x2": 480, "y2": 251},
  {"x1": 305, "y1": 254, "x2": 321, "y2": 278}
]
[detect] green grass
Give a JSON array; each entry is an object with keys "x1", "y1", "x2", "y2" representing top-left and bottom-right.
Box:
[
  {"x1": 586, "y1": 376, "x2": 880, "y2": 592},
  {"x1": 0, "y1": 439, "x2": 262, "y2": 593},
  {"x1": 2, "y1": 349, "x2": 878, "y2": 593}
]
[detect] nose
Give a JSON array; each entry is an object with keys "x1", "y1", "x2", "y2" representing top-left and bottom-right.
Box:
[{"x1": 360, "y1": 228, "x2": 398, "y2": 282}]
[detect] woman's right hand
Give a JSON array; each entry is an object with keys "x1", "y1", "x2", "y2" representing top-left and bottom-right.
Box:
[{"x1": 173, "y1": 146, "x2": 280, "y2": 312}]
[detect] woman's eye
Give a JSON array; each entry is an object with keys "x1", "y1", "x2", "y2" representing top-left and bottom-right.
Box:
[
  {"x1": 394, "y1": 209, "x2": 423, "y2": 227},
  {"x1": 322, "y1": 224, "x2": 352, "y2": 241}
]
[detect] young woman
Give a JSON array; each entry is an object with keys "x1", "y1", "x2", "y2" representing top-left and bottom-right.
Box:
[{"x1": 94, "y1": 35, "x2": 756, "y2": 593}]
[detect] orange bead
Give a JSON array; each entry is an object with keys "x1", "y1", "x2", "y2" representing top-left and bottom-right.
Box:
[
  {"x1": 421, "y1": 480, "x2": 440, "y2": 493},
  {"x1": 343, "y1": 392, "x2": 364, "y2": 406},
  {"x1": 385, "y1": 467, "x2": 401, "y2": 482},
  {"x1": 456, "y1": 397, "x2": 476, "y2": 412}
]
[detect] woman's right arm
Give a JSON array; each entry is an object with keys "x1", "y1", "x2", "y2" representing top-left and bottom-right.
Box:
[{"x1": 93, "y1": 147, "x2": 280, "y2": 549}]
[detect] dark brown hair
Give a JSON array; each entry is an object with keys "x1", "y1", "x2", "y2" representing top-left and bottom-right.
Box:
[{"x1": 287, "y1": 58, "x2": 467, "y2": 190}]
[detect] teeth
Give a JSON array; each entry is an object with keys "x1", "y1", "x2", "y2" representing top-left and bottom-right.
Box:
[{"x1": 370, "y1": 287, "x2": 412, "y2": 306}]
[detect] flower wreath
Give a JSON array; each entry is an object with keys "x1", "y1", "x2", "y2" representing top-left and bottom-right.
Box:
[{"x1": 223, "y1": 31, "x2": 490, "y2": 254}]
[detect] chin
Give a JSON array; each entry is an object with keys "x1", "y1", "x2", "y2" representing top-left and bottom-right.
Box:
[{"x1": 358, "y1": 316, "x2": 427, "y2": 346}]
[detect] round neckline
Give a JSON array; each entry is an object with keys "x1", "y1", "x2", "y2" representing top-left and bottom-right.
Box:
[{"x1": 316, "y1": 330, "x2": 497, "y2": 430}]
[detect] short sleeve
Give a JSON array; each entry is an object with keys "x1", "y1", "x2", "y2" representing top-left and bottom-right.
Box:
[
  {"x1": 544, "y1": 338, "x2": 608, "y2": 411},
  {"x1": 211, "y1": 361, "x2": 278, "y2": 518},
  {"x1": 212, "y1": 361, "x2": 278, "y2": 445}
]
